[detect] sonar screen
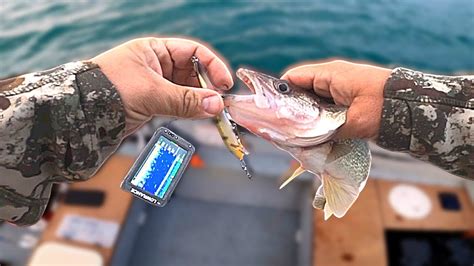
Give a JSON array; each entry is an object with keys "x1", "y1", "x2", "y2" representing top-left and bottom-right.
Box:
[{"x1": 121, "y1": 127, "x2": 195, "y2": 206}]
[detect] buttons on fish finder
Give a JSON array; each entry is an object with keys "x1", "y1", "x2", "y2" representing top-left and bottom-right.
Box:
[{"x1": 164, "y1": 129, "x2": 180, "y2": 140}]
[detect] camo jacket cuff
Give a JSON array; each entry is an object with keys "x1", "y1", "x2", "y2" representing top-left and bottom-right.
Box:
[
  {"x1": 0, "y1": 62, "x2": 126, "y2": 225},
  {"x1": 377, "y1": 67, "x2": 473, "y2": 178}
]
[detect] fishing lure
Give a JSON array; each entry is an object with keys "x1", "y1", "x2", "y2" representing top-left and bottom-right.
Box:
[{"x1": 191, "y1": 56, "x2": 252, "y2": 178}]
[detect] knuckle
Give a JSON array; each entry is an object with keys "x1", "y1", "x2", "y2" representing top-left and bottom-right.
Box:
[
  {"x1": 146, "y1": 37, "x2": 160, "y2": 48},
  {"x1": 331, "y1": 59, "x2": 348, "y2": 66}
]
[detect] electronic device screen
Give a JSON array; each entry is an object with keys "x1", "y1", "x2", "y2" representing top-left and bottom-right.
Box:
[{"x1": 121, "y1": 127, "x2": 195, "y2": 206}]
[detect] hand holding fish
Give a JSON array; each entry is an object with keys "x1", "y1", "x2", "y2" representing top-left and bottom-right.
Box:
[
  {"x1": 92, "y1": 37, "x2": 233, "y2": 135},
  {"x1": 281, "y1": 60, "x2": 391, "y2": 140}
]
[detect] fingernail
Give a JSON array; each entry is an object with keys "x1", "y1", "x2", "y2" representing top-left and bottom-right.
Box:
[{"x1": 202, "y1": 94, "x2": 222, "y2": 115}]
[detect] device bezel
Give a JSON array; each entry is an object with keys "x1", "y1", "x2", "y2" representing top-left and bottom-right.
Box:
[{"x1": 120, "y1": 127, "x2": 195, "y2": 206}]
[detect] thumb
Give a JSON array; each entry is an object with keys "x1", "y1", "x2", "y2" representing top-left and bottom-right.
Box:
[
  {"x1": 281, "y1": 64, "x2": 333, "y2": 98},
  {"x1": 151, "y1": 78, "x2": 224, "y2": 119}
]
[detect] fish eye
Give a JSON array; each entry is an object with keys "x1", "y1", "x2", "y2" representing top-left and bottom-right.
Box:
[{"x1": 275, "y1": 81, "x2": 290, "y2": 94}]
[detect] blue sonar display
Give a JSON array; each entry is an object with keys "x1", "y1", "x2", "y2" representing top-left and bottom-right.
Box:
[{"x1": 130, "y1": 136, "x2": 188, "y2": 199}]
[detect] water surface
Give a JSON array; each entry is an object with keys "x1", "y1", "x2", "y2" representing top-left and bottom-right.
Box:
[{"x1": 1, "y1": 0, "x2": 473, "y2": 77}]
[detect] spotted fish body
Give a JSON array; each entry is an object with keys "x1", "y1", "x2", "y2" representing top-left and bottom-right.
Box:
[{"x1": 224, "y1": 68, "x2": 371, "y2": 219}]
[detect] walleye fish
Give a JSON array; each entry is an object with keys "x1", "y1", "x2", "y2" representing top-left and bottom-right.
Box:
[{"x1": 223, "y1": 68, "x2": 371, "y2": 219}]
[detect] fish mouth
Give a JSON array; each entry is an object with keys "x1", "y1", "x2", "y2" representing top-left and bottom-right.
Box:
[
  {"x1": 236, "y1": 68, "x2": 277, "y2": 109},
  {"x1": 236, "y1": 69, "x2": 256, "y2": 94},
  {"x1": 223, "y1": 68, "x2": 283, "y2": 140}
]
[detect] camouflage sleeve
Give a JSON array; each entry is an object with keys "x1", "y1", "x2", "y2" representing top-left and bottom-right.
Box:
[
  {"x1": 0, "y1": 61, "x2": 126, "y2": 225},
  {"x1": 376, "y1": 68, "x2": 473, "y2": 179}
]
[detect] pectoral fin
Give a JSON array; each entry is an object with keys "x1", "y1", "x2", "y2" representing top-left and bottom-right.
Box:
[
  {"x1": 322, "y1": 172, "x2": 359, "y2": 218},
  {"x1": 279, "y1": 167, "x2": 305, "y2": 189}
]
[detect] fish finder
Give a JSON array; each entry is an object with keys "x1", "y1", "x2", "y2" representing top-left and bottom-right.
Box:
[{"x1": 121, "y1": 127, "x2": 195, "y2": 206}]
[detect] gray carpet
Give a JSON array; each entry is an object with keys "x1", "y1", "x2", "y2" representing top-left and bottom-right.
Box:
[{"x1": 127, "y1": 196, "x2": 299, "y2": 266}]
